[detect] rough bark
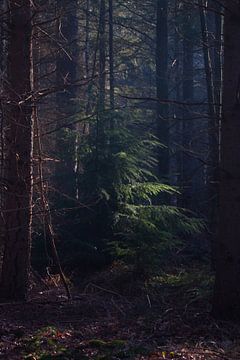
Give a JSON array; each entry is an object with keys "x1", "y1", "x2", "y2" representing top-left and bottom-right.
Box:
[{"x1": 1, "y1": 0, "x2": 33, "y2": 300}]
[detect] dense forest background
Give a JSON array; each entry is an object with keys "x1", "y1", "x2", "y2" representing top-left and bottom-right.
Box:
[{"x1": 0, "y1": 1, "x2": 240, "y2": 359}]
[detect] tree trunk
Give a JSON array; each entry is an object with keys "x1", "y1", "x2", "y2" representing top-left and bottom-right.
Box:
[
  {"x1": 181, "y1": 3, "x2": 195, "y2": 209},
  {"x1": 96, "y1": 0, "x2": 106, "y2": 170},
  {"x1": 85, "y1": 0, "x2": 91, "y2": 116},
  {"x1": 55, "y1": 0, "x2": 79, "y2": 199},
  {"x1": 173, "y1": 0, "x2": 181, "y2": 206},
  {"x1": 213, "y1": 2, "x2": 240, "y2": 320},
  {"x1": 212, "y1": 1, "x2": 223, "y2": 121},
  {"x1": 209, "y1": 0, "x2": 223, "y2": 268},
  {"x1": 99, "y1": 0, "x2": 106, "y2": 114},
  {"x1": 156, "y1": 0, "x2": 169, "y2": 181},
  {"x1": 199, "y1": 0, "x2": 220, "y2": 265},
  {"x1": 1, "y1": 0, "x2": 33, "y2": 301},
  {"x1": 109, "y1": 0, "x2": 115, "y2": 113},
  {"x1": 0, "y1": 0, "x2": 7, "y2": 211}
]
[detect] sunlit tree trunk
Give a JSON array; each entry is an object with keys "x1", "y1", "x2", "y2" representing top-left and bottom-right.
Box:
[{"x1": 1, "y1": 0, "x2": 33, "y2": 300}]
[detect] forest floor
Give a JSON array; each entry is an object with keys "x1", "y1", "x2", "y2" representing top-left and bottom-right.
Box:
[{"x1": 0, "y1": 264, "x2": 240, "y2": 360}]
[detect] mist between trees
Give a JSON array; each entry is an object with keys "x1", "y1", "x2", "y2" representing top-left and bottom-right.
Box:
[{"x1": 0, "y1": 0, "x2": 239, "y2": 325}]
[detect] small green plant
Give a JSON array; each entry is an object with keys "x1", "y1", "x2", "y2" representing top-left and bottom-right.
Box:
[
  {"x1": 58, "y1": 110, "x2": 204, "y2": 275},
  {"x1": 22, "y1": 327, "x2": 70, "y2": 360}
]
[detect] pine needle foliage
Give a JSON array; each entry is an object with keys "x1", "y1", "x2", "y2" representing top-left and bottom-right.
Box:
[{"x1": 74, "y1": 111, "x2": 204, "y2": 274}]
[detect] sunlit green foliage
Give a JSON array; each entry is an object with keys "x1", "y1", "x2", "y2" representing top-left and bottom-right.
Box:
[{"x1": 69, "y1": 111, "x2": 204, "y2": 274}]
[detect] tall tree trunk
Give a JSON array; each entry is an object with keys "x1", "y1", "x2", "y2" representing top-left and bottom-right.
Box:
[
  {"x1": 1, "y1": 0, "x2": 33, "y2": 300},
  {"x1": 0, "y1": 0, "x2": 7, "y2": 211},
  {"x1": 109, "y1": 0, "x2": 115, "y2": 114},
  {"x1": 213, "y1": 2, "x2": 240, "y2": 320},
  {"x1": 173, "y1": 0, "x2": 182, "y2": 206},
  {"x1": 212, "y1": 1, "x2": 223, "y2": 121},
  {"x1": 199, "y1": 0, "x2": 221, "y2": 266},
  {"x1": 99, "y1": 0, "x2": 106, "y2": 114},
  {"x1": 207, "y1": 0, "x2": 223, "y2": 267},
  {"x1": 55, "y1": 0, "x2": 79, "y2": 199},
  {"x1": 85, "y1": 0, "x2": 91, "y2": 116},
  {"x1": 96, "y1": 0, "x2": 106, "y2": 171},
  {"x1": 199, "y1": 0, "x2": 217, "y2": 128},
  {"x1": 156, "y1": 0, "x2": 169, "y2": 181},
  {"x1": 181, "y1": 3, "x2": 195, "y2": 209},
  {"x1": 75, "y1": 0, "x2": 91, "y2": 199}
]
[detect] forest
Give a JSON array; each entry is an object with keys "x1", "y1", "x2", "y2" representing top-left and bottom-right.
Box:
[{"x1": 0, "y1": 0, "x2": 239, "y2": 359}]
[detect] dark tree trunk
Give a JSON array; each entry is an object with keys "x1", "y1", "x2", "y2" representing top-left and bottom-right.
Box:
[
  {"x1": 173, "y1": 0, "x2": 181, "y2": 206},
  {"x1": 55, "y1": 0, "x2": 79, "y2": 198},
  {"x1": 1, "y1": 0, "x2": 33, "y2": 301},
  {"x1": 0, "y1": 0, "x2": 7, "y2": 210},
  {"x1": 99, "y1": 0, "x2": 106, "y2": 114},
  {"x1": 212, "y1": 1, "x2": 223, "y2": 121},
  {"x1": 85, "y1": 0, "x2": 91, "y2": 116},
  {"x1": 109, "y1": 0, "x2": 114, "y2": 114},
  {"x1": 199, "y1": 0, "x2": 221, "y2": 266},
  {"x1": 213, "y1": 1, "x2": 240, "y2": 320},
  {"x1": 181, "y1": 3, "x2": 195, "y2": 209},
  {"x1": 96, "y1": 0, "x2": 106, "y2": 165},
  {"x1": 156, "y1": 0, "x2": 169, "y2": 181}
]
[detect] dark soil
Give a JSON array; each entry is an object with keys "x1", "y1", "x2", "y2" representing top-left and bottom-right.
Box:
[{"x1": 0, "y1": 267, "x2": 239, "y2": 359}]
